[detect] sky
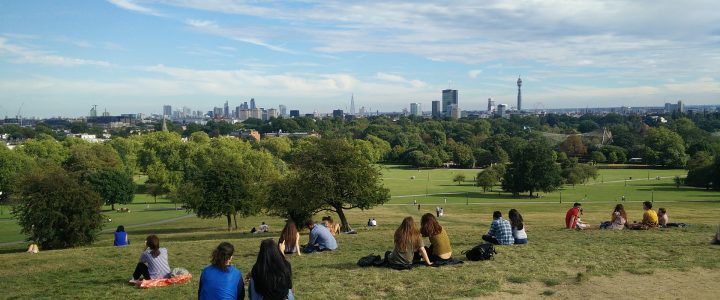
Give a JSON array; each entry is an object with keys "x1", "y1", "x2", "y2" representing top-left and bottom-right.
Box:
[{"x1": 1, "y1": 0, "x2": 719, "y2": 118}]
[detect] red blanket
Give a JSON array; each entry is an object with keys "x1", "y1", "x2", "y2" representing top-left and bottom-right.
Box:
[{"x1": 133, "y1": 274, "x2": 192, "y2": 289}]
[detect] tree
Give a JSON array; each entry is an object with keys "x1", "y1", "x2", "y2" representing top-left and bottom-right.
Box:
[
  {"x1": 476, "y1": 164, "x2": 505, "y2": 192},
  {"x1": 644, "y1": 127, "x2": 688, "y2": 167},
  {"x1": 502, "y1": 141, "x2": 563, "y2": 196},
  {"x1": 590, "y1": 151, "x2": 606, "y2": 163},
  {"x1": 559, "y1": 135, "x2": 587, "y2": 156},
  {"x1": 289, "y1": 138, "x2": 390, "y2": 231},
  {"x1": 453, "y1": 174, "x2": 466, "y2": 185},
  {"x1": 12, "y1": 166, "x2": 104, "y2": 249},
  {"x1": 0, "y1": 145, "x2": 34, "y2": 205},
  {"x1": 266, "y1": 172, "x2": 324, "y2": 226},
  {"x1": 562, "y1": 160, "x2": 599, "y2": 187},
  {"x1": 87, "y1": 169, "x2": 135, "y2": 210},
  {"x1": 448, "y1": 143, "x2": 475, "y2": 168}
]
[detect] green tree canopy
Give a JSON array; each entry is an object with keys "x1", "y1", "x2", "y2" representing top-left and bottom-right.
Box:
[
  {"x1": 87, "y1": 169, "x2": 135, "y2": 210},
  {"x1": 502, "y1": 140, "x2": 563, "y2": 196}
]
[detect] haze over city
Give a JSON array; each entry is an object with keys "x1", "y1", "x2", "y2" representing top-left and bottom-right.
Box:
[{"x1": 1, "y1": 0, "x2": 719, "y2": 118}]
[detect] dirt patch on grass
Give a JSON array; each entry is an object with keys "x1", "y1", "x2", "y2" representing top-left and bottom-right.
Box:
[{"x1": 500, "y1": 268, "x2": 720, "y2": 299}]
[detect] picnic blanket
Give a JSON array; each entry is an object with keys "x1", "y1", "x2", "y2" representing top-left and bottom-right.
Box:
[{"x1": 134, "y1": 274, "x2": 192, "y2": 289}]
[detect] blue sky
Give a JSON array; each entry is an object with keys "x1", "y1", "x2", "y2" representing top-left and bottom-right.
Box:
[{"x1": 1, "y1": 0, "x2": 719, "y2": 118}]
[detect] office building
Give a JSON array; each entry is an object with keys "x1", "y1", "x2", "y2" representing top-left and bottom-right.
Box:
[
  {"x1": 267, "y1": 108, "x2": 278, "y2": 119},
  {"x1": 497, "y1": 104, "x2": 508, "y2": 118},
  {"x1": 442, "y1": 89, "x2": 458, "y2": 116},
  {"x1": 163, "y1": 105, "x2": 172, "y2": 117},
  {"x1": 332, "y1": 109, "x2": 344, "y2": 118},
  {"x1": 289, "y1": 110, "x2": 300, "y2": 118},
  {"x1": 449, "y1": 104, "x2": 460, "y2": 119},
  {"x1": 250, "y1": 98, "x2": 256, "y2": 109},
  {"x1": 432, "y1": 101, "x2": 441, "y2": 117},
  {"x1": 279, "y1": 105, "x2": 287, "y2": 117},
  {"x1": 410, "y1": 103, "x2": 421, "y2": 116},
  {"x1": 223, "y1": 101, "x2": 230, "y2": 118},
  {"x1": 487, "y1": 98, "x2": 496, "y2": 113}
]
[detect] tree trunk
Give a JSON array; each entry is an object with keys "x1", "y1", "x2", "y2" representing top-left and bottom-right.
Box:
[
  {"x1": 226, "y1": 214, "x2": 232, "y2": 231},
  {"x1": 233, "y1": 213, "x2": 238, "y2": 230},
  {"x1": 111, "y1": 203, "x2": 115, "y2": 210},
  {"x1": 335, "y1": 206, "x2": 350, "y2": 232}
]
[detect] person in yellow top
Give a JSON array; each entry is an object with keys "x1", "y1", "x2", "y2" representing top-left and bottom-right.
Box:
[
  {"x1": 629, "y1": 201, "x2": 659, "y2": 230},
  {"x1": 418, "y1": 213, "x2": 452, "y2": 262}
]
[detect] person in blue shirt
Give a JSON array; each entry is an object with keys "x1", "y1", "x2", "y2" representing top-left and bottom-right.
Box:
[
  {"x1": 482, "y1": 211, "x2": 515, "y2": 245},
  {"x1": 114, "y1": 225, "x2": 128, "y2": 246},
  {"x1": 199, "y1": 242, "x2": 244, "y2": 300},
  {"x1": 303, "y1": 220, "x2": 337, "y2": 253},
  {"x1": 248, "y1": 239, "x2": 295, "y2": 300}
]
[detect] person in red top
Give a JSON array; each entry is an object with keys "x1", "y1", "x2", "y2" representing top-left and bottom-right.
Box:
[{"x1": 565, "y1": 203, "x2": 582, "y2": 229}]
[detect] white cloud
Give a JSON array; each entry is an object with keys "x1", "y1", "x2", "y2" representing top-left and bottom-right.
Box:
[
  {"x1": 0, "y1": 37, "x2": 111, "y2": 67},
  {"x1": 107, "y1": 0, "x2": 164, "y2": 17},
  {"x1": 468, "y1": 69, "x2": 482, "y2": 78},
  {"x1": 376, "y1": 72, "x2": 427, "y2": 88},
  {"x1": 184, "y1": 19, "x2": 297, "y2": 54}
]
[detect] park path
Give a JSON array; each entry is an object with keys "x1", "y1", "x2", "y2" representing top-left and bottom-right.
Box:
[{"x1": 0, "y1": 213, "x2": 195, "y2": 247}]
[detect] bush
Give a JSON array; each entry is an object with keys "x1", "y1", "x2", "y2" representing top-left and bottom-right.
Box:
[{"x1": 12, "y1": 166, "x2": 105, "y2": 249}]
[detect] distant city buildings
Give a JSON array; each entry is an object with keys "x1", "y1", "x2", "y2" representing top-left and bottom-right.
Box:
[
  {"x1": 432, "y1": 101, "x2": 441, "y2": 118},
  {"x1": 487, "y1": 97, "x2": 496, "y2": 113},
  {"x1": 279, "y1": 105, "x2": 287, "y2": 117},
  {"x1": 497, "y1": 104, "x2": 508, "y2": 118},
  {"x1": 410, "y1": 103, "x2": 421, "y2": 116},
  {"x1": 665, "y1": 100, "x2": 685, "y2": 113},
  {"x1": 289, "y1": 110, "x2": 300, "y2": 118},
  {"x1": 163, "y1": 105, "x2": 172, "y2": 117},
  {"x1": 332, "y1": 109, "x2": 344, "y2": 118},
  {"x1": 442, "y1": 89, "x2": 458, "y2": 117}
]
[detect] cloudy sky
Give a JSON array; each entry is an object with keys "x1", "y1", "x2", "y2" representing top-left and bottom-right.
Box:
[{"x1": 1, "y1": 0, "x2": 719, "y2": 118}]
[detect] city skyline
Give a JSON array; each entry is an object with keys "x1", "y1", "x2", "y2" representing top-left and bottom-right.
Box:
[{"x1": 1, "y1": 1, "x2": 719, "y2": 118}]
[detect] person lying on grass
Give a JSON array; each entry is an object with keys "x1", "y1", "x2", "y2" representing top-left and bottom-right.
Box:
[
  {"x1": 248, "y1": 239, "x2": 295, "y2": 300},
  {"x1": 130, "y1": 235, "x2": 171, "y2": 283},
  {"x1": 386, "y1": 216, "x2": 433, "y2": 268},
  {"x1": 418, "y1": 213, "x2": 452, "y2": 262},
  {"x1": 600, "y1": 204, "x2": 627, "y2": 230},
  {"x1": 303, "y1": 220, "x2": 337, "y2": 253},
  {"x1": 278, "y1": 221, "x2": 301, "y2": 256},
  {"x1": 508, "y1": 209, "x2": 528, "y2": 244},
  {"x1": 482, "y1": 211, "x2": 515, "y2": 245},
  {"x1": 198, "y1": 242, "x2": 244, "y2": 300},
  {"x1": 628, "y1": 201, "x2": 659, "y2": 230}
]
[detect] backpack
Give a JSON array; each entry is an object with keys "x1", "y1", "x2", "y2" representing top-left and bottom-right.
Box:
[{"x1": 463, "y1": 243, "x2": 496, "y2": 261}]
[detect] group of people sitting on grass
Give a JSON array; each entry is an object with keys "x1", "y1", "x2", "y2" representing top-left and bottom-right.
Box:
[
  {"x1": 481, "y1": 209, "x2": 527, "y2": 245},
  {"x1": 566, "y1": 201, "x2": 685, "y2": 230}
]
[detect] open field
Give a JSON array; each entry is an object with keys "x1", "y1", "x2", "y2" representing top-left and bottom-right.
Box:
[{"x1": 1, "y1": 166, "x2": 719, "y2": 299}]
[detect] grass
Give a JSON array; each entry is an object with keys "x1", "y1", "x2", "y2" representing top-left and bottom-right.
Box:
[{"x1": 0, "y1": 165, "x2": 719, "y2": 299}]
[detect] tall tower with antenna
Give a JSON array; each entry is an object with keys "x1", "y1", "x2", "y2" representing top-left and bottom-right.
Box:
[
  {"x1": 517, "y1": 76, "x2": 522, "y2": 111},
  {"x1": 350, "y1": 93, "x2": 355, "y2": 115}
]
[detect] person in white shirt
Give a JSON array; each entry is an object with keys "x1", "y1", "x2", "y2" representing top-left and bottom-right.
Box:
[
  {"x1": 259, "y1": 222, "x2": 269, "y2": 233},
  {"x1": 508, "y1": 209, "x2": 528, "y2": 244}
]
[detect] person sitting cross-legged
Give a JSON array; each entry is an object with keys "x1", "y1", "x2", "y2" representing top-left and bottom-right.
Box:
[
  {"x1": 198, "y1": 242, "x2": 244, "y2": 300},
  {"x1": 629, "y1": 201, "x2": 659, "y2": 230},
  {"x1": 130, "y1": 235, "x2": 171, "y2": 283},
  {"x1": 385, "y1": 216, "x2": 433, "y2": 268},
  {"x1": 419, "y1": 213, "x2": 452, "y2": 262},
  {"x1": 482, "y1": 211, "x2": 514, "y2": 245},
  {"x1": 303, "y1": 220, "x2": 337, "y2": 253}
]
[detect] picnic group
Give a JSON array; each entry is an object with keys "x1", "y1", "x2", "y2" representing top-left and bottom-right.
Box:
[{"x1": 28, "y1": 201, "x2": 709, "y2": 300}]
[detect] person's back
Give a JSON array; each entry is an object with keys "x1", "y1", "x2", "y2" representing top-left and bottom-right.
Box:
[
  {"x1": 114, "y1": 231, "x2": 128, "y2": 246},
  {"x1": 490, "y1": 218, "x2": 514, "y2": 245},
  {"x1": 140, "y1": 248, "x2": 171, "y2": 279},
  {"x1": 643, "y1": 209, "x2": 659, "y2": 227},
  {"x1": 249, "y1": 277, "x2": 295, "y2": 300},
  {"x1": 565, "y1": 206, "x2": 580, "y2": 229},
  {"x1": 310, "y1": 224, "x2": 337, "y2": 250},
  {"x1": 199, "y1": 265, "x2": 242, "y2": 300},
  {"x1": 429, "y1": 227, "x2": 452, "y2": 258},
  {"x1": 609, "y1": 211, "x2": 626, "y2": 230}
]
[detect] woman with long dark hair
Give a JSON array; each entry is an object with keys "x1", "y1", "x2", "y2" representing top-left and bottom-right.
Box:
[
  {"x1": 114, "y1": 225, "x2": 129, "y2": 246},
  {"x1": 278, "y1": 221, "x2": 301, "y2": 256},
  {"x1": 419, "y1": 213, "x2": 452, "y2": 262},
  {"x1": 130, "y1": 235, "x2": 170, "y2": 283},
  {"x1": 199, "y1": 242, "x2": 244, "y2": 300},
  {"x1": 508, "y1": 209, "x2": 528, "y2": 244},
  {"x1": 386, "y1": 217, "x2": 432, "y2": 267},
  {"x1": 249, "y1": 239, "x2": 294, "y2": 300}
]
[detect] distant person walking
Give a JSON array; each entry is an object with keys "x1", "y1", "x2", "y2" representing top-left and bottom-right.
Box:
[{"x1": 198, "y1": 242, "x2": 244, "y2": 300}]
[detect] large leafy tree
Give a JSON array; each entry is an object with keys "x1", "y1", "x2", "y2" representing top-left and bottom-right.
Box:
[
  {"x1": 87, "y1": 169, "x2": 135, "y2": 210},
  {"x1": 644, "y1": 127, "x2": 688, "y2": 167},
  {"x1": 502, "y1": 140, "x2": 563, "y2": 197},
  {"x1": 289, "y1": 137, "x2": 390, "y2": 231},
  {"x1": 12, "y1": 166, "x2": 105, "y2": 249},
  {"x1": 0, "y1": 145, "x2": 34, "y2": 205}
]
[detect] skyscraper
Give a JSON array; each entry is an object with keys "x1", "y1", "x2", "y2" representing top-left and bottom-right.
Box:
[
  {"x1": 442, "y1": 89, "x2": 458, "y2": 116},
  {"x1": 410, "y1": 103, "x2": 421, "y2": 116},
  {"x1": 517, "y1": 76, "x2": 522, "y2": 111},
  {"x1": 279, "y1": 105, "x2": 287, "y2": 117},
  {"x1": 223, "y1": 101, "x2": 230, "y2": 118},
  {"x1": 163, "y1": 105, "x2": 172, "y2": 117},
  {"x1": 289, "y1": 110, "x2": 300, "y2": 118},
  {"x1": 332, "y1": 109, "x2": 344, "y2": 118},
  {"x1": 487, "y1": 97, "x2": 496, "y2": 112},
  {"x1": 350, "y1": 94, "x2": 356, "y2": 115},
  {"x1": 250, "y1": 98, "x2": 256, "y2": 109},
  {"x1": 431, "y1": 101, "x2": 441, "y2": 118}
]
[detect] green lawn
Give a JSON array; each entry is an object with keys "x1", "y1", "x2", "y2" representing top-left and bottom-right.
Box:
[{"x1": 1, "y1": 166, "x2": 719, "y2": 299}]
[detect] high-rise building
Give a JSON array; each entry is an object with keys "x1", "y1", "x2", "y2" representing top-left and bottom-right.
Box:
[
  {"x1": 279, "y1": 105, "x2": 287, "y2": 117},
  {"x1": 487, "y1": 98, "x2": 496, "y2": 112},
  {"x1": 223, "y1": 101, "x2": 230, "y2": 118},
  {"x1": 289, "y1": 110, "x2": 300, "y2": 118},
  {"x1": 410, "y1": 103, "x2": 421, "y2": 116},
  {"x1": 250, "y1": 98, "x2": 256, "y2": 109},
  {"x1": 517, "y1": 76, "x2": 522, "y2": 111},
  {"x1": 432, "y1": 101, "x2": 441, "y2": 118},
  {"x1": 497, "y1": 104, "x2": 508, "y2": 118},
  {"x1": 213, "y1": 107, "x2": 223, "y2": 118},
  {"x1": 267, "y1": 108, "x2": 278, "y2": 119},
  {"x1": 250, "y1": 108, "x2": 262, "y2": 119},
  {"x1": 90, "y1": 105, "x2": 98, "y2": 117},
  {"x1": 449, "y1": 104, "x2": 460, "y2": 119},
  {"x1": 442, "y1": 89, "x2": 458, "y2": 116},
  {"x1": 332, "y1": 109, "x2": 344, "y2": 118},
  {"x1": 358, "y1": 106, "x2": 367, "y2": 117},
  {"x1": 677, "y1": 100, "x2": 685, "y2": 113},
  {"x1": 163, "y1": 105, "x2": 172, "y2": 117},
  {"x1": 350, "y1": 94, "x2": 356, "y2": 115}
]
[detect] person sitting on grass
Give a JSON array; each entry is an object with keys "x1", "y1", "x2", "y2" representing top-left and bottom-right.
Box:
[
  {"x1": 114, "y1": 225, "x2": 129, "y2": 246},
  {"x1": 508, "y1": 209, "x2": 528, "y2": 244},
  {"x1": 321, "y1": 216, "x2": 341, "y2": 236},
  {"x1": 259, "y1": 222, "x2": 269, "y2": 233},
  {"x1": 629, "y1": 201, "x2": 659, "y2": 230},
  {"x1": 657, "y1": 208, "x2": 687, "y2": 228},
  {"x1": 26, "y1": 243, "x2": 39, "y2": 254},
  {"x1": 386, "y1": 216, "x2": 433, "y2": 268},
  {"x1": 370, "y1": 218, "x2": 377, "y2": 227},
  {"x1": 600, "y1": 204, "x2": 627, "y2": 230},
  {"x1": 248, "y1": 239, "x2": 295, "y2": 300},
  {"x1": 419, "y1": 213, "x2": 452, "y2": 262},
  {"x1": 482, "y1": 211, "x2": 514, "y2": 245},
  {"x1": 130, "y1": 235, "x2": 170, "y2": 283},
  {"x1": 278, "y1": 221, "x2": 301, "y2": 256},
  {"x1": 565, "y1": 203, "x2": 582, "y2": 229},
  {"x1": 303, "y1": 220, "x2": 337, "y2": 253},
  {"x1": 198, "y1": 242, "x2": 244, "y2": 300}
]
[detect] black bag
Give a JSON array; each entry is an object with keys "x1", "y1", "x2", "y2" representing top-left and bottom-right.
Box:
[
  {"x1": 357, "y1": 254, "x2": 384, "y2": 267},
  {"x1": 463, "y1": 243, "x2": 496, "y2": 261}
]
